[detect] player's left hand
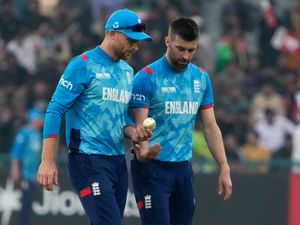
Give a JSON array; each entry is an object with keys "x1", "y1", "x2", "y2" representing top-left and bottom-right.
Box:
[
  {"x1": 134, "y1": 143, "x2": 161, "y2": 162},
  {"x1": 218, "y1": 166, "x2": 232, "y2": 201},
  {"x1": 131, "y1": 126, "x2": 152, "y2": 142}
]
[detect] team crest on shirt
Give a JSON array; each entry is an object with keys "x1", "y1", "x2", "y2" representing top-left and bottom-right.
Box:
[
  {"x1": 193, "y1": 80, "x2": 200, "y2": 93},
  {"x1": 126, "y1": 71, "x2": 132, "y2": 84},
  {"x1": 96, "y1": 72, "x2": 111, "y2": 79}
]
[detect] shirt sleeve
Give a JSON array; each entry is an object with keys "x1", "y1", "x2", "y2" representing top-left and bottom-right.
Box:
[
  {"x1": 43, "y1": 56, "x2": 91, "y2": 138},
  {"x1": 200, "y1": 71, "x2": 214, "y2": 109},
  {"x1": 129, "y1": 70, "x2": 153, "y2": 108}
]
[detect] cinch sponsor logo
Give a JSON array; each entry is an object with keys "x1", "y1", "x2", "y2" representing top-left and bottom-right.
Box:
[
  {"x1": 165, "y1": 101, "x2": 199, "y2": 114},
  {"x1": 59, "y1": 77, "x2": 73, "y2": 90},
  {"x1": 102, "y1": 87, "x2": 131, "y2": 103},
  {"x1": 96, "y1": 72, "x2": 111, "y2": 79},
  {"x1": 131, "y1": 93, "x2": 146, "y2": 102},
  {"x1": 161, "y1": 87, "x2": 176, "y2": 93}
]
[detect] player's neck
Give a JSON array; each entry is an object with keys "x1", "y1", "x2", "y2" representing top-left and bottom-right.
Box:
[{"x1": 99, "y1": 42, "x2": 118, "y2": 60}]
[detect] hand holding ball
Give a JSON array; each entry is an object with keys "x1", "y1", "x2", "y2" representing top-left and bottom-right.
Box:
[{"x1": 143, "y1": 118, "x2": 156, "y2": 130}]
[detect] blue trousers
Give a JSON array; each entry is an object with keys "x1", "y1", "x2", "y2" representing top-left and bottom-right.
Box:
[
  {"x1": 131, "y1": 159, "x2": 195, "y2": 225},
  {"x1": 68, "y1": 153, "x2": 128, "y2": 225},
  {"x1": 18, "y1": 181, "x2": 35, "y2": 225}
]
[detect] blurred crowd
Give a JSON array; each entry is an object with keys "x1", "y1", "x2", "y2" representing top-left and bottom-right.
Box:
[{"x1": 0, "y1": 0, "x2": 300, "y2": 173}]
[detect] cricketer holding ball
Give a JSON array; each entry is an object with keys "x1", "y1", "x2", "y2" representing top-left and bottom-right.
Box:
[
  {"x1": 37, "y1": 9, "x2": 160, "y2": 225},
  {"x1": 129, "y1": 17, "x2": 232, "y2": 225}
]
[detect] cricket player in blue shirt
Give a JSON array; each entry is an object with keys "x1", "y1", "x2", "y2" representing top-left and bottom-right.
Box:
[
  {"x1": 37, "y1": 9, "x2": 160, "y2": 225},
  {"x1": 129, "y1": 17, "x2": 232, "y2": 225},
  {"x1": 10, "y1": 107, "x2": 45, "y2": 225}
]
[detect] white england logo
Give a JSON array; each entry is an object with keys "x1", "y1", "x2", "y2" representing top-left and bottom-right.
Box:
[
  {"x1": 92, "y1": 182, "x2": 101, "y2": 196},
  {"x1": 144, "y1": 194, "x2": 152, "y2": 209}
]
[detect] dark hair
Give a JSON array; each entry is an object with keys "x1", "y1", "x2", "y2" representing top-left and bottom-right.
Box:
[{"x1": 169, "y1": 17, "x2": 199, "y2": 41}]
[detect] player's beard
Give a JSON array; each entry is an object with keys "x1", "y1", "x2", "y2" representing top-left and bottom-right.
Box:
[
  {"x1": 169, "y1": 52, "x2": 189, "y2": 70},
  {"x1": 175, "y1": 58, "x2": 189, "y2": 69},
  {"x1": 117, "y1": 50, "x2": 134, "y2": 61}
]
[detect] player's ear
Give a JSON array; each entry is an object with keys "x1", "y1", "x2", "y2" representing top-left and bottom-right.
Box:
[
  {"x1": 165, "y1": 36, "x2": 170, "y2": 47},
  {"x1": 108, "y1": 30, "x2": 117, "y2": 40}
]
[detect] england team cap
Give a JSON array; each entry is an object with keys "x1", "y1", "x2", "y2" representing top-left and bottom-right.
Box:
[
  {"x1": 105, "y1": 8, "x2": 152, "y2": 41},
  {"x1": 27, "y1": 107, "x2": 45, "y2": 121}
]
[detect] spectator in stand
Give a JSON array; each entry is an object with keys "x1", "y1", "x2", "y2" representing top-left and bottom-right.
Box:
[
  {"x1": 0, "y1": 52, "x2": 28, "y2": 86},
  {"x1": 214, "y1": 106, "x2": 235, "y2": 137},
  {"x1": 220, "y1": 0, "x2": 259, "y2": 34},
  {"x1": 249, "y1": 80, "x2": 284, "y2": 122},
  {"x1": 281, "y1": 0, "x2": 300, "y2": 71},
  {"x1": 244, "y1": 54, "x2": 263, "y2": 98},
  {"x1": 0, "y1": 2, "x2": 21, "y2": 43},
  {"x1": 240, "y1": 129, "x2": 270, "y2": 173},
  {"x1": 220, "y1": 87, "x2": 249, "y2": 120},
  {"x1": 224, "y1": 133, "x2": 242, "y2": 172},
  {"x1": 258, "y1": 0, "x2": 281, "y2": 68},
  {"x1": 6, "y1": 26, "x2": 41, "y2": 75},
  {"x1": 271, "y1": 134, "x2": 293, "y2": 172},
  {"x1": 254, "y1": 108, "x2": 296, "y2": 156},
  {"x1": 192, "y1": 16, "x2": 215, "y2": 74},
  {"x1": 214, "y1": 59, "x2": 245, "y2": 99},
  {"x1": 24, "y1": 0, "x2": 49, "y2": 31},
  {"x1": 280, "y1": 72, "x2": 300, "y2": 123},
  {"x1": 215, "y1": 25, "x2": 247, "y2": 73},
  {"x1": 220, "y1": 87, "x2": 249, "y2": 143}
]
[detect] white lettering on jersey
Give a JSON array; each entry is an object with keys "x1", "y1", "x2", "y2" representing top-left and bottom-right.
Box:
[
  {"x1": 165, "y1": 101, "x2": 199, "y2": 114},
  {"x1": 131, "y1": 93, "x2": 146, "y2": 102},
  {"x1": 161, "y1": 87, "x2": 176, "y2": 93},
  {"x1": 59, "y1": 77, "x2": 73, "y2": 90},
  {"x1": 102, "y1": 87, "x2": 131, "y2": 103},
  {"x1": 96, "y1": 73, "x2": 111, "y2": 79}
]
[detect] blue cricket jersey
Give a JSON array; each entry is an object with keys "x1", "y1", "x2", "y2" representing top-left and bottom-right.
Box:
[
  {"x1": 129, "y1": 55, "x2": 214, "y2": 162},
  {"x1": 11, "y1": 125, "x2": 42, "y2": 182},
  {"x1": 43, "y1": 47, "x2": 134, "y2": 155}
]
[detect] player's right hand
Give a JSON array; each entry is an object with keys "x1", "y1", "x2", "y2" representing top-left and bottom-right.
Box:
[{"x1": 37, "y1": 160, "x2": 58, "y2": 191}]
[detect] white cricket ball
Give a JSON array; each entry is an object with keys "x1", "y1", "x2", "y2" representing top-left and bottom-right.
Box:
[{"x1": 143, "y1": 117, "x2": 156, "y2": 130}]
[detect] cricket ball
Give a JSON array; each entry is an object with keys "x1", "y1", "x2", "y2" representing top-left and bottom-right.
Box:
[{"x1": 143, "y1": 117, "x2": 156, "y2": 130}]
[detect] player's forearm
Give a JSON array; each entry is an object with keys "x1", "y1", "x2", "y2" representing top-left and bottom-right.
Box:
[
  {"x1": 129, "y1": 108, "x2": 149, "y2": 126},
  {"x1": 10, "y1": 160, "x2": 20, "y2": 180},
  {"x1": 203, "y1": 124, "x2": 229, "y2": 170},
  {"x1": 41, "y1": 138, "x2": 58, "y2": 162}
]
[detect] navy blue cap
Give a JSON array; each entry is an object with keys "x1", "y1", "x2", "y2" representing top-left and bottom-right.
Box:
[{"x1": 105, "y1": 8, "x2": 152, "y2": 41}]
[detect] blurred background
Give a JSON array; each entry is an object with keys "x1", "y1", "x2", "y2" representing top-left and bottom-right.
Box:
[{"x1": 0, "y1": 0, "x2": 300, "y2": 225}]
